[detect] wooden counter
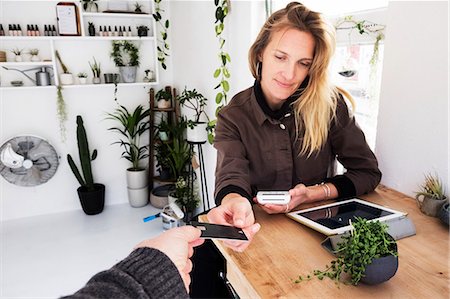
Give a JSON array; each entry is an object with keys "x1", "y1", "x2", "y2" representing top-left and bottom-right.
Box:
[{"x1": 202, "y1": 186, "x2": 449, "y2": 298}]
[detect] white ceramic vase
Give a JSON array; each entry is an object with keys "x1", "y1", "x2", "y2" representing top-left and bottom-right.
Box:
[
  {"x1": 157, "y1": 99, "x2": 171, "y2": 109},
  {"x1": 59, "y1": 73, "x2": 74, "y2": 85},
  {"x1": 127, "y1": 187, "x2": 149, "y2": 208},
  {"x1": 187, "y1": 122, "x2": 208, "y2": 143},
  {"x1": 78, "y1": 77, "x2": 87, "y2": 84},
  {"x1": 126, "y1": 168, "x2": 148, "y2": 189}
]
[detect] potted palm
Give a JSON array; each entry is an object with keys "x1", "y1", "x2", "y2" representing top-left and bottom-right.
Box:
[
  {"x1": 295, "y1": 217, "x2": 398, "y2": 286},
  {"x1": 67, "y1": 115, "x2": 105, "y2": 215},
  {"x1": 177, "y1": 87, "x2": 209, "y2": 143},
  {"x1": 55, "y1": 50, "x2": 73, "y2": 85},
  {"x1": 106, "y1": 104, "x2": 150, "y2": 207},
  {"x1": 110, "y1": 40, "x2": 140, "y2": 83},
  {"x1": 415, "y1": 173, "x2": 447, "y2": 217}
]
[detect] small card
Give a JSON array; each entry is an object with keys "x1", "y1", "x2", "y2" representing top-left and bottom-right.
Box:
[{"x1": 190, "y1": 221, "x2": 248, "y2": 241}]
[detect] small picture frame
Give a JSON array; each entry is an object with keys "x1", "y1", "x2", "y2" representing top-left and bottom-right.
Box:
[{"x1": 56, "y1": 2, "x2": 81, "y2": 36}]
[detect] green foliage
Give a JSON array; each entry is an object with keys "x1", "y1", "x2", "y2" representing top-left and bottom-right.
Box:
[
  {"x1": 174, "y1": 176, "x2": 199, "y2": 213},
  {"x1": 416, "y1": 173, "x2": 446, "y2": 200},
  {"x1": 82, "y1": 0, "x2": 98, "y2": 11},
  {"x1": 294, "y1": 217, "x2": 397, "y2": 286},
  {"x1": 155, "y1": 88, "x2": 172, "y2": 102},
  {"x1": 110, "y1": 41, "x2": 140, "y2": 67},
  {"x1": 55, "y1": 50, "x2": 70, "y2": 74},
  {"x1": 106, "y1": 104, "x2": 150, "y2": 170},
  {"x1": 153, "y1": 0, "x2": 169, "y2": 70},
  {"x1": 56, "y1": 85, "x2": 67, "y2": 142},
  {"x1": 11, "y1": 48, "x2": 24, "y2": 55},
  {"x1": 67, "y1": 115, "x2": 98, "y2": 191},
  {"x1": 88, "y1": 57, "x2": 101, "y2": 77},
  {"x1": 209, "y1": 0, "x2": 231, "y2": 144},
  {"x1": 177, "y1": 87, "x2": 209, "y2": 124}
]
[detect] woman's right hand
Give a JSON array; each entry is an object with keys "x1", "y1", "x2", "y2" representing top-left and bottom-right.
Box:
[{"x1": 207, "y1": 195, "x2": 261, "y2": 252}]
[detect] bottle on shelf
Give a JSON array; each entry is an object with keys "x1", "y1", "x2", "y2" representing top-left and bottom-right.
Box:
[
  {"x1": 0, "y1": 24, "x2": 4, "y2": 36},
  {"x1": 35, "y1": 24, "x2": 40, "y2": 36},
  {"x1": 17, "y1": 24, "x2": 23, "y2": 36}
]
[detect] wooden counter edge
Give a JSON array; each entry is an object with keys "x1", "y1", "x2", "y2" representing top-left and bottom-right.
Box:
[{"x1": 198, "y1": 214, "x2": 261, "y2": 299}]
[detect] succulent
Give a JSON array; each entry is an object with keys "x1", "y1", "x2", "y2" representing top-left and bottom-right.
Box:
[{"x1": 416, "y1": 173, "x2": 446, "y2": 200}]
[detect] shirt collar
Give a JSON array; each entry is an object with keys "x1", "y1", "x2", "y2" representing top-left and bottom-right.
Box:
[{"x1": 252, "y1": 79, "x2": 308, "y2": 125}]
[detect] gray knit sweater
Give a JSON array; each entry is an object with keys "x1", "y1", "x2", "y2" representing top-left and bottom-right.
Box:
[{"x1": 62, "y1": 247, "x2": 189, "y2": 299}]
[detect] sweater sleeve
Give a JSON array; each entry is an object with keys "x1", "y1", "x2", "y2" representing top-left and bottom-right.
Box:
[{"x1": 61, "y1": 248, "x2": 188, "y2": 299}]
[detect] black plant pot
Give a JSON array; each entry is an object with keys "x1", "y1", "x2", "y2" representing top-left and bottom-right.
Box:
[
  {"x1": 137, "y1": 28, "x2": 148, "y2": 37},
  {"x1": 77, "y1": 183, "x2": 105, "y2": 215},
  {"x1": 88, "y1": 26, "x2": 95, "y2": 37},
  {"x1": 361, "y1": 241, "x2": 398, "y2": 285},
  {"x1": 159, "y1": 167, "x2": 172, "y2": 180}
]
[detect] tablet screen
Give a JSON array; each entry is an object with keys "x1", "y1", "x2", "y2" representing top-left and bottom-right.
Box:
[{"x1": 298, "y1": 201, "x2": 394, "y2": 229}]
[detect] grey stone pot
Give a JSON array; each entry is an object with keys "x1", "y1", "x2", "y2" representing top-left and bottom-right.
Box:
[
  {"x1": 438, "y1": 202, "x2": 449, "y2": 226},
  {"x1": 416, "y1": 195, "x2": 446, "y2": 217},
  {"x1": 119, "y1": 66, "x2": 137, "y2": 83},
  {"x1": 361, "y1": 241, "x2": 398, "y2": 285}
]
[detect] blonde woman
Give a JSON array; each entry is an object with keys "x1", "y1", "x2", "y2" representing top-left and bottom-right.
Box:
[{"x1": 208, "y1": 1, "x2": 381, "y2": 251}]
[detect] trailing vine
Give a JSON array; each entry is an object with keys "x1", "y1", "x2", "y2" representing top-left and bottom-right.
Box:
[
  {"x1": 209, "y1": 0, "x2": 231, "y2": 143},
  {"x1": 110, "y1": 40, "x2": 140, "y2": 66},
  {"x1": 152, "y1": 0, "x2": 169, "y2": 70},
  {"x1": 56, "y1": 85, "x2": 67, "y2": 142}
]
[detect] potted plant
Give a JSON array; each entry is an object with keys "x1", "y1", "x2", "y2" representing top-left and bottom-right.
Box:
[
  {"x1": 88, "y1": 22, "x2": 96, "y2": 36},
  {"x1": 295, "y1": 217, "x2": 398, "y2": 286},
  {"x1": 154, "y1": 141, "x2": 172, "y2": 180},
  {"x1": 106, "y1": 104, "x2": 150, "y2": 208},
  {"x1": 67, "y1": 115, "x2": 105, "y2": 215},
  {"x1": 29, "y1": 48, "x2": 40, "y2": 62},
  {"x1": 143, "y1": 69, "x2": 153, "y2": 82},
  {"x1": 134, "y1": 2, "x2": 143, "y2": 13},
  {"x1": 171, "y1": 176, "x2": 199, "y2": 223},
  {"x1": 110, "y1": 40, "x2": 140, "y2": 83},
  {"x1": 88, "y1": 57, "x2": 101, "y2": 84},
  {"x1": 82, "y1": 0, "x2": 98, "y2": 12},
  {"x1": 10, "y1": 48, "x2": 23, "y2": 62},
  {"x1": 155, "y1": 87, "x2": 172, "y2": 109},
  {"x1": 55, "y1": 50, "x2": 73, "y2": 85},
  {"x1": 136, "y1": 25, "x2": 149, "y2": 37},
  {"x1": 77, "y1": 72, "x2": 88, "y2": 84},
  {"x1": 415, "y1": 173, "x2": 447, "y2": 217},
  {"x1": 177, "y1": 87, "x2": 209, "y2": 143}
]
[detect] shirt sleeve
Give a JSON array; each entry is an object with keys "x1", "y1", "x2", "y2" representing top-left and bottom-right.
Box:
[
  {"x1": 61, "y1": 248, "x2": 188, "y2": 299},
  {"x1": 214, "y1": 107, "x2": 253, "y2": 205},
  {"x1": 329, "y1": 96, "x2": 382, "y2": 196}
]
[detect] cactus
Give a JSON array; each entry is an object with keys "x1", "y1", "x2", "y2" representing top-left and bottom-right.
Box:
[{"x1": 67, "y1": 115, "x2": 98, "y2": 191}]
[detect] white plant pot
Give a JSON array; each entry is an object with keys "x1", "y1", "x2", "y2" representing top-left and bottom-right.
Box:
[
  {"x1": 59, "y1": 73, "x2": 74, "y2": 85},
  {"x1": 30, "y1": 55, "x2": 40, "y2": 62},
  {"x1": 92, "y1": 77, "x2": 101, "y2": 84},
  {"x1": 158, "y1": 131, "x2": 169, "y2": 141},
  {"x1": 126, "y1": 168, "x2": 148, "y2": 189},
  {"x1": 187, "y1": 122, "x2": 208, "y2": 143},
  {"x1": 157, "y1": 99, "x2": 171, "y2": 109},
  {"x1": 14, "y1": 55, "x2": 22, "y2": 62},
  {"x1": 78, "y1": 77, "x2": 87, "y2": 84},
  {"x1": 119, "y1": 66, "x2": 137, "y2": 83},
  {"x1": 127, "y1": 187, "x2": 149, "y2": 208}
]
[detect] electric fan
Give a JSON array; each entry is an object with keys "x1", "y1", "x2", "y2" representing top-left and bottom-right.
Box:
[{"x1": 0, "y1": 136, "x2": 59, "y2": 186}]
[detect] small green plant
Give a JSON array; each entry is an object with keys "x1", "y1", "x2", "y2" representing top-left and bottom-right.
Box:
[
  {"x1": 294, "y1": 217, "x2": 397, "y2": 286},
  {"x1": 152, "y1": 0, "x2": 169, "y2": 70},
  {"x1": 67, "y1": 115, "x2": 98, "y2": 191},
  {"x1": 89, "y1": 57, "x2": 101, "y2": 77},
  {"x1": 29, "y1": 48, "x2": 39, "y2": 56},
  {"x1": 111, "y1": 40, "x2": 140, "y2": 67},
  {"x1": 82, "y1": 0, "x2": 98, "y2": 11},
  {"x1": 77, "y1": 72, "x2": 88, "y2": 78},
  {"x1": 106, "y1": 104, "x2": 150, "y2": 170},
  {"x1": 55, "y1": 50, "x2": 70, "y2": 74},
  {"x1": 11, "y1": 48, "x2": 24, "y2": 55},
  {"x1": 134, "y1": 2, "x2": 142, "y2": 12},
  {"x1": 416, "y1": 173, "x2": 446, "y2": 200},
  {"x1": 155, "y1": 88, "x2": 172, "y2": 102},
  {"x1": 177, "y1": 87, "x2": 209, "y2": 127},
  {"x1": 174, "y1": 176, "x2": 199, "y2": 214}
]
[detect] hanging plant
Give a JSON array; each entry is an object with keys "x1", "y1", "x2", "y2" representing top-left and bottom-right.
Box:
[
  {"x1": 334, "y1": 16, "x2": 385, "y2": 66},
  {"x1": 209, "y1": 0, "x2": 231, "y2": 144},
  {"x1": 152, "y1": 0, "x2": 169, "y2": 70},
  {"x1": 56, "y1": 85, "x2": 68, "y2": 142}
]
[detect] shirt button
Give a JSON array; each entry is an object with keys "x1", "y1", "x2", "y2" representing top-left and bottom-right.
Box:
[
  {"x1": 279, "y1": 123, "x2": 286, "y2": 130},
  {"x1": 284, "y1": 113, "x2": 291, "y2": 117}
]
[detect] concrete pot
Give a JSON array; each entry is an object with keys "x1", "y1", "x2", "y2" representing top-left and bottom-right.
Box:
[
  {"x1": 119, "y1": 66, "x2": 137, "y2": 83},
  {"x1": 126, "y1": 168, "x2": 147, "y2": 189},
  {"x1": 60, "y1": 73, "x2": 74, "y2": 85},
  {"x1": 416, "y1": 195, "x2": 446, "y2": 217},
  {"x1": 127, "y1": 187, "x2": 148, "y2": 208}
]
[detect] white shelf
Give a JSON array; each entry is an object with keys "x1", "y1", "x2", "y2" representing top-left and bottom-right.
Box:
[
  {"x1": 0, "y1": 61, "x2": 53, "y2": 67},
  {"x1": 0, "y1": 36, "x2": 154, "y2": 41},
  {"x1": 0, "y1": 85, "x2": 55, "y2": 91},
  {"x1": 83, "y1": 12, "x2": 152, "y2": 19},
  {"x1": 61, "y1": 82, "x2": 158, "y2": 88}
]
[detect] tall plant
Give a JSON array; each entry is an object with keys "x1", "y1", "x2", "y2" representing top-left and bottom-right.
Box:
[
  {"x1": 67, "y1": 115, "x2": 98, "y2": 191},
  {"x1": 153, "y1": 0, "x2": 170, "y2": 70},
  {"x1": 106, "y1": 104, "x2": 150, "y2": 170}
]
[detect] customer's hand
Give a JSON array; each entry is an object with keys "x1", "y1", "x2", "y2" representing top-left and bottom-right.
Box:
[
  {"x1": 207, "y1": 196, "x2": 261, "y2": 252},
  {"x1": 135, "y1": 226, "x2": 204, "y2": 291}
]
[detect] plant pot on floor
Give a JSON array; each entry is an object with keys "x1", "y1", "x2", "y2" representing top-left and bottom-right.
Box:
[
  {"x1": 77, "y1": 183, "x2": 105, "y2": 215},
  {"x1": 187, "y1": 122, "x2": 207, "y2": 143},
  {"x1": 119, "y1": 66, "x2": 137, "y2": 83},
  {"x1": 150, "y1": 184, "x2": 174, "y2": 208},
  {"x1": 415, "y1": 195, "x2": 447, "y2": 217},
  {"x1": 126, "y1": 168, "x2": 148, "y2": 189}
]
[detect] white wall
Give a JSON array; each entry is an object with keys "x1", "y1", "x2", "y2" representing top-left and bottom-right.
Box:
[{"x1": 376, "y1": 1, "x2": 449, "y2": 196}]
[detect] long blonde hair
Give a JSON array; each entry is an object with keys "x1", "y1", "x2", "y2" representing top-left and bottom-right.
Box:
[{"x1": 249, "y1": 2, "x2": 354, "y2": 157}]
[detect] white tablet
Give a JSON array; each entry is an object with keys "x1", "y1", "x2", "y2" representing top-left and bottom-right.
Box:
[{"x1": 286, "y1": 198, "x2": 407, "y2": 236}]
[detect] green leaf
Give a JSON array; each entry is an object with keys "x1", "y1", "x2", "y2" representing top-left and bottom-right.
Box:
[
  {"x1": 162, "y1": 63, "x2": 167, "y2": 70},
  {"x1": 223, "y1": 68, "x2": 230, "y2": 78},
  {"x1": 213, "y1": 68, "x2": 221, "y2": 78},
  {"x1": 165, "y1": 20, "x2": 170, "y2": 28},
  {"x1": 219, "y1": 38, "x2": 225, "y2": 49},
  {"x1": 222, "y1": 80, "x2": 229, "y2": 92},
  {"x1": 225, "y1": 53, "x2": 231, "y2": 62},
  {"x1": 215, "y1": 92, "x2": 223, "y2": 104}
]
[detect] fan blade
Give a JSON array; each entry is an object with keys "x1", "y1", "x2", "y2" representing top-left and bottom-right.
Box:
[
  {"x1": 0, "y1": 143, "x2": 24, "y2": 169},
  {"x1": 20, "y1": 166, "x2": 42, "y2": 186},
  {"x1": 27, "y1": 140, "x2": 47, "y2": 160}
]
